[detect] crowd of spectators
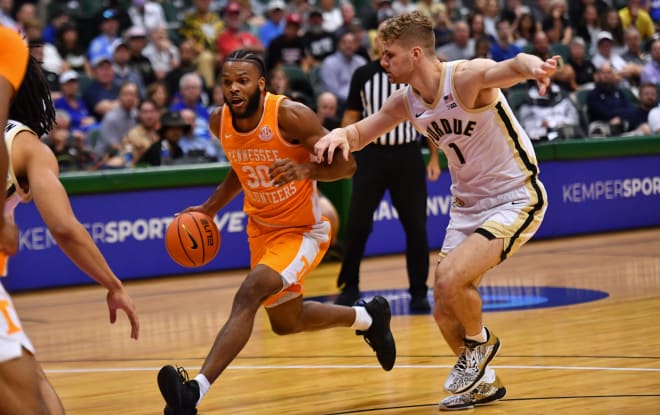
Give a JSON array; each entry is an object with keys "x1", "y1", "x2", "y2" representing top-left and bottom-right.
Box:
[{"x1": 3, "y1": 0, "x2": 660, "y2": 173}]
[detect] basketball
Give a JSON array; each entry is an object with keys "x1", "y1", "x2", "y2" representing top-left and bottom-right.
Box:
[{"x1": 165, "y1": 211, "x2": 221, "y2": 267}]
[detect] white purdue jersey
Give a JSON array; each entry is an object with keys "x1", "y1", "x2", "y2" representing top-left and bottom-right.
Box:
[
  {"x1": 405, "y1": 60, "x2": 543, "y2": 208},
  {"x1": 0, "y1": 121, "x2": 36, "y2": 360},
  {"x1": 1, "y1": 120, "x2": 33, "y2": 276}
]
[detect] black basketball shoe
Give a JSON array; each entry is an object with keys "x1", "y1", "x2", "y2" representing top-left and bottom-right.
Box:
[
  {"x1": 355, "y1": 296, "x2": 396, "y2": 371},
  {"x1": 158, "y1": 365, "x2": 200, "y2": 415}
]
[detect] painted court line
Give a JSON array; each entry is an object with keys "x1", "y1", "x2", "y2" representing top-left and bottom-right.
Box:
[{"x1": 44, "y1": 364, "x2": 660, "y2": 374}]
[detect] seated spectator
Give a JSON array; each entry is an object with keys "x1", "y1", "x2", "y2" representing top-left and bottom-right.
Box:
[
  {"x1": 640, "y1": 38, "x2": 660, "y2": 86},
  {"x1": 178, "y1": 109, "x2": 221, "y2": 162},
  {"x1": 123, "y1": 99, "x2": 161, "y2": 166},
  {"x1": 164, "y1": 39, "x2": 206, "y2": 101},
  {"x1": 625, "y1": 82, "x2": 658, "y2": 135},
  {"x1": 178, "y1": 0, "x2": 223, "y2": 87},
  {"x1": 169, "y1": 72, "x2": 211, "y2": 141},
  {"x1": 28, "y1": 38, "x2": 61, "y2": 97},
  {"x1": 472, "y1": 36, "x2": 493, "y2": 59},
  {"x1": 587, "y1": 63, "x2": 638, "y2": 136},
  {"x1": 45, "y1": 111, "x2": 97, "y2": 171},
  {"x1": 45, "y1": 111, "x2": 79, "y2": 172},
  {"x1": 125, "y1": 26, "x2": 156, "y2": 88},
  {"x1": 54, "y1": 70, "x2": 97, "y2": 133},
  {"x1": 320, "y1": 31, "x2": 367, "y2": 108},
  {"x1": 601, "y1": 8, "x2": 627, "y2": 56},
  {"x1": 216, "y1": 2, "x2": 264, "y2": 63},
  {"x1": 259, "y1": 0, "x2": 287, "y2": 48},
  {"x1": 209, "y1": 84, "x2": 224, "y2": 109},
  {"x1": 541, "y1": 0, "x2": 572, "y2": 45},
  {"x1": 621, "y1": 27, "x2": 649, "y2": 68},
  {"x1": 302, "y1": 8, "x2": 337, "y2": 67},
  {"x1": 142, "y1": 25, "x2": 180, "y2": 81},
  {"x1": 43, "y1": 8, "x2": 71, "y2": 45},
  {"x1": 417, "y1": 0, "x2": 447, "y2": 22},
  {"x1": 82, "y1": 55, "x2": 121, "y2": 121},
  {"x1": 127, "y1": 0, "x2": 167, "y2": 35},
  {"x1": 316, "y1": 91, "x2": 341, "y2": 130},
  {"x1": 567, "y1": 37, "x2": 596, "y2": 87},
  {"x1": 512, "y1": 10, "x2": 537, "y2": 49},
  {"x1": 23, "y1": 18, "x2": 64, "y2": 77},
  {"x1": 646, "y1": 97, "x2": 660, "y2": 134},
  {"x1": 618, "y1": 0, "x2": 655, "y2": 41},
  {"x1": 593, "y1": 31, "x2": 643, "y2": 88},
  {"x1": 55, "y1": 22, "x2": 90, "y2": 75},
  {"x1": 265, "y1": 13, "x2": 308, "y2": 71},
  {"x1": 146, "y1": 80, "x2": 171, "y2": 116},
  {"x1": 95, "y1": 82, "x2": 140, "y2": 165},
  {"x1": 137, "y1": 111, "x2": 187, "y2": 166},
  {"x1": 518, "y1": 81, "x2": 584, "y2": 141},
  {"x1": 88, "y1": 9, "x2": 121, "y2": 64},
  {"x1": 573, "y1": 3, "x2": 601, "y2": 55},
  {"x1": 489, "y1": 18, "x2": 521, "y2": 62},
  {"x1": 437, "y1": 21, "x2": 474, "y2": 61},
  {"x1": 111, "y1": 39, "x2": 146, "y2": 98},
  {"x1": 431, "y1": 4, "x2": 453, "y2": 49}
]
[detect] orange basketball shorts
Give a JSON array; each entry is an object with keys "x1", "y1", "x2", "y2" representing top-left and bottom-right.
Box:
[{"x1": 247, "y1": 217, "x2": 330, "y2": 308}]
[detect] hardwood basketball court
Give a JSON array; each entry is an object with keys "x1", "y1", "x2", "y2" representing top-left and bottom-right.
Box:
[{"x1": 11, "y1": 227, "x2": 660, "y2": 414}]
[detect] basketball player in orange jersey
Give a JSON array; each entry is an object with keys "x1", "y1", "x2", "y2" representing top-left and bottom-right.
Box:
[
  {"x1": 0, "y1": 54, "x2": 140, "y2": 414},
  {"x1": 0, "y1": 26, "x2": 25, "y2": 257},
  {"x1": 314, "y1": 12, "x2": 557, "y2": 411},
  {"x1": 157, "y1": 50, "x2": 396, "y2": 415}
]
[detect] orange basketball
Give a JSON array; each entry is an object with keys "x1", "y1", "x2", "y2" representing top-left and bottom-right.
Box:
[{"x1": 165, "y1": 211, "x2": 221, "y2": 267}]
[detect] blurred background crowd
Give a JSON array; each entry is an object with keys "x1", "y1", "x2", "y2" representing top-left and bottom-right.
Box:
[{"x1": 2, "y1": 0, "x2": 660, "y2": 172}]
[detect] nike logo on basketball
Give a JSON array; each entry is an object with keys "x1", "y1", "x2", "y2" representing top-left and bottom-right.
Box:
[{"x1": 182, "y1": 224, "x2": 199, "y2": 249}]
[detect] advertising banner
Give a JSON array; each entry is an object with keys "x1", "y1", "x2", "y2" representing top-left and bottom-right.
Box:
[
  {"x1": 6, "y1": 155, "x2": 660, "y2": 291},
  {"x1": 5, "y1": 187, "x2": 249, "y2": 291}
]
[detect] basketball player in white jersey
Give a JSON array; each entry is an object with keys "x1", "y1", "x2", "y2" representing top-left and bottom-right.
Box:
[
  {"x1": 0, "y1": 53, "x2": 139, "y2": 414},
  {"x1": 314, "y1": 11, "x2": 556, "y2": 411}
]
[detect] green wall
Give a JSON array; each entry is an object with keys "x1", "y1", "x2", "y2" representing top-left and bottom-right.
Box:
[{"x1": 59, "y1": 136, "x2": 660, "y2": 239}]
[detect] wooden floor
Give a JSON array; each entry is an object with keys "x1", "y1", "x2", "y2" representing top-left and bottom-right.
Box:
[{"x1": 11, "y1": 228, "x2": 660, "y2": 414}]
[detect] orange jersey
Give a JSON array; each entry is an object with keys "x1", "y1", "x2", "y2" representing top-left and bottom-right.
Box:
[
  {"x1": 220, "y1": 93, "x2": 321, "y2": 228},
  {"x1": 0, "y1": 27, "x2": 28, "y2": 92}
]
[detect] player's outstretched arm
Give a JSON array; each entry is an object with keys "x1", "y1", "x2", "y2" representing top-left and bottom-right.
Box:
[
  {"x1": 313, "y1": 91, "x2": 408, "y2": 163},
  {"x1": 15, "y1": 131, "x2": 139, "y2": 339}
]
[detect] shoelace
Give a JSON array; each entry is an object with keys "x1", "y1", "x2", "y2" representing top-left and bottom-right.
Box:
[
  {"x1": 176, "y1": 366, "x2": 191, "y2": 383},
  {"x1": 453, "y1": 348, "x2": 469, "y2": 371}
]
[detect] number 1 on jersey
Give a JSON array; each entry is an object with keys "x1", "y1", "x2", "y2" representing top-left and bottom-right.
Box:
[{"x1": 448, "y1": 143, "x2": 466, "y2": 164}]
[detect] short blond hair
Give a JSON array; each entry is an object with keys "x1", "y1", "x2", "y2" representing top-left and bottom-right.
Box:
[{"x1": 378, "y1": 11, "x2": 435, "y2": 53}]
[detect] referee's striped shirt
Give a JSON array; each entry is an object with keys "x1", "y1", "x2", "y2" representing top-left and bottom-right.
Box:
[{"x1": 345, "y1": 60, "x2": 417, "y2": 146}]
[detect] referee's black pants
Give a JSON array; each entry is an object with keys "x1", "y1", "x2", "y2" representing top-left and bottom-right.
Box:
[{"x1": 337, "y1": 141, "x2": 429, "y2": 298}]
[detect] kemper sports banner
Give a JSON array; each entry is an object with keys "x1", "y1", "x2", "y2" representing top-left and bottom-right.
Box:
[{"x1": 5, "y1": 155, "x2": 660, "y2": 291}]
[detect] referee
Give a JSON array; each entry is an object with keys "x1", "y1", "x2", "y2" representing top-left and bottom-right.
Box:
[{"x1": 334, "y1": 29, "x2": 440, "y2": 312}]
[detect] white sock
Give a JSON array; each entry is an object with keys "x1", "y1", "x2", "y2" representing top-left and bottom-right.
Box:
[
  {"x1": 465, "y1": 327, "x2": 488, "y2": 343},
  {"x1": 350, "y1": 306, "x2": 372, "y2": 331},
  {"x1": 194, "y1": 374, "x2": 211, "y2": 405}
]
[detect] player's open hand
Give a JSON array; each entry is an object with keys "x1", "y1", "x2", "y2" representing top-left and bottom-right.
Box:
[
  {"x1": 534, "y1": 55, "x2": 560, "y2": 96},
  {"x1": 107, "y1": 287, "x2": 140, "y2": 340},
  {"x1": 269, "y1": 158, "x2": 310, "y2": 186},
  {"x1": 313, "y1": 128, "x2": 350, "y2": 164}
]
